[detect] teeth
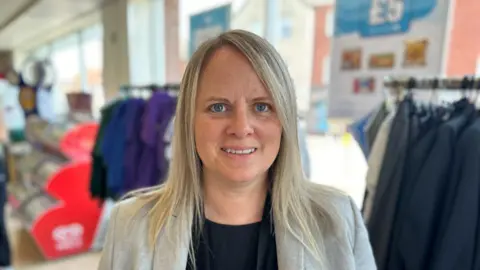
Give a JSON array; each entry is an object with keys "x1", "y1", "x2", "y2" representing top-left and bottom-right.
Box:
[{"x1": 222, "y1": 148, "x2": 256, "y2": 154}]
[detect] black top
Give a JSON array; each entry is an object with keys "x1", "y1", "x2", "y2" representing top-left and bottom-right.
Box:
[
  {"x1": 196, "y1": 220, "x2": 261, "y2": 270},
  {"x1": 187, "y1": 195, "x2": 278, "y2": 270}
]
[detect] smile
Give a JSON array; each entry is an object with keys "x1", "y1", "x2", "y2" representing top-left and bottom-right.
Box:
[{"x1": 221, "y1": 148, "x2": 257, "y2": 155}]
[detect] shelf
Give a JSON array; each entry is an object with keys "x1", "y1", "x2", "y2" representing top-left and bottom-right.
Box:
[{"x1": 5, "y1": 120, "x2": 103, "y2": 260}]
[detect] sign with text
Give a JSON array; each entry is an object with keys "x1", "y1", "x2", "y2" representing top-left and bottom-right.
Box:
[
  {"x1": 329, "y1": 0, "x2": 450, "y2": 118},
  {"x1": 189, "y1": 4, "x2": 231, "y2": 58}
]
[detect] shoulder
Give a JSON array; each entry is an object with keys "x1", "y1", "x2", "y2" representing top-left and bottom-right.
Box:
[
  {"x1": 98, "y1": 192, "x2": 161, "y2": 269},
  {"x1": 305, "y1": 182, "x2": 364, "y2": 244},
  {"x1": 111, "y1": 190, "x2": 160, "y2": 228},
  {"x1": 306, "y1": 182, "x2": 358, "y2": 218},
  {"x1": 106, "y1": 189, "x2": 165, "y2": 247},
  {"x1": 305, "y1": 183, "x2": 377, "y2": 269}
]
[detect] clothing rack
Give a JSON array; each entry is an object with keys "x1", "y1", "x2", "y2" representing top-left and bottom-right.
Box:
[
  {"x1": 383, "y1": 76, "x2": 480, "y2": 90},
  {"x1": 120, "y1": 83, "x2": 180, "y2": 93},
  {"x1": 364, "y1": 75, "x2": 480, "y2": 270}
]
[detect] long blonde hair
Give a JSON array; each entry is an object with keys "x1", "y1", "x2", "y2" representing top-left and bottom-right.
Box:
[{"x1": 131, "y1": 29, "x2": 340, "y2": 267}]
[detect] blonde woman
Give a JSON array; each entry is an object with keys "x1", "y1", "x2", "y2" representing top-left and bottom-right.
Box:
[{"x1": 98, "y1": 30, "x2": 376, "y2": 270}]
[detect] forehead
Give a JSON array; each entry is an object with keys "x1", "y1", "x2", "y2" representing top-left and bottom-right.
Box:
[{"x1": 197, "y1": 46, "x2": 270, "y2": 99}]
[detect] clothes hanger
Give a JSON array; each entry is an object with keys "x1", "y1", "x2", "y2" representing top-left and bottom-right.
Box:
[
  {"x1": 382, "y1": 76, "x2": 395, "y2": 111},
  {"x1": 472, "y1": 78, "x2": 480, "y2": 107},
  {"x1": 429, "y1": 77, "x2": 439, "y2": 105},
  {"x1": 460, "y1": 76, "x2": 469, "y2": 100},
  {"x1": 407, "y1": 77, "x2": 416, "y2": 97}
]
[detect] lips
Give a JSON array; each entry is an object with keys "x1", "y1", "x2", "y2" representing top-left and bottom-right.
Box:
[{"x1": 221, "y1": 148, "x2": 257, "y2": 155}]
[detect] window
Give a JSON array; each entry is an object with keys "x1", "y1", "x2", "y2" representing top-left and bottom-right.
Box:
[
  {"x1": 128, "y1": 0, "x2": 166, "y2": 85},
  {"x1": 16, "y1": 22, "x2": 105, "y2": 118},
  {"x1": 31, "y1": 45, "x2": 52, "y2": 60},
  {"x1": 325, "y1": 9, "x2": 334, "y2": 37},
  {"x1": 281, "y1": 18, "x2": 293, "y2": 39},
  {"x1": 249, "y1": 21, "x2": 263, "y2": 36},
  {"x1": 51, "y1": 34, "x2": 82, "y2": 93},
  {"x1": 81, "y1": 24, "x2": 104, "y2": 116},
  {"x1": 50, "y1": 33, "x2": 82, "y2": 117}
]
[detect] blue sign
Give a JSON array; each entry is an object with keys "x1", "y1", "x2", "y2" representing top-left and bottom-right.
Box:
[
  {"x1": 189, "y1": 4, "x2": 231, "y2": 57},
  {"x1": 335, "y1": 0, "x2": 437, "y2": 37}
]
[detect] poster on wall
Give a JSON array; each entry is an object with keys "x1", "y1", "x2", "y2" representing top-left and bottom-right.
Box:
[
  {"x1": 189, "y1": 4, "x2": 231, "y2": 58},
  {"x1": 328, "y1": 0, "x2": 451, "y2": 118}
]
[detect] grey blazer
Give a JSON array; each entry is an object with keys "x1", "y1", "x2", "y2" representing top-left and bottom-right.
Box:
[{"x1": 98, "y1": 186, "x2": 376, "y2": 270}]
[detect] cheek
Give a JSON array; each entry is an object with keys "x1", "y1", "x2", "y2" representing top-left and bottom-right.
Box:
[
  {"x1": 260, "y1": 121, "x2": 282, "y2": 150},
  {"x1": 194, "y1": 115, "x2": 220, "y2": 152}
]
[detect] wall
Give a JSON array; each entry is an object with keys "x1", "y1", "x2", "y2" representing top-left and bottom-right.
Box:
[
  {"x1": 311, "y1": 5, "x2": 332, "y2": 87},
  {"x1": 445, "y1": 0, "x2": 480, "y2": 76}
]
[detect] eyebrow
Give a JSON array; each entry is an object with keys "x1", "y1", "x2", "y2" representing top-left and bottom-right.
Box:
[
  {"x1": 204, "y1": 96, "x2": 273, "y2": 103},
  {"x1": 205, "y1": 97, "x2": 231, "y2": 103},
  {"x1": 251, "y1": 97, "x2": 273, "y2": 102}
]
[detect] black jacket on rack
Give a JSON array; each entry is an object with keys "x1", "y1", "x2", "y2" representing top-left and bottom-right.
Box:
[
  {"x1": 367, "y1": 98, "x2": 412, "y2": 270},
  {"x1": 429, "y1": 118, "x2": 480, "y2": 270},
  {"x1": 365, "y1": 95, "x2": 480, "y2": 270}
]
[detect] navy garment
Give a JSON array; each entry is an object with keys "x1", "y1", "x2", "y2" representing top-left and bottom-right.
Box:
[
  {"x1": 430, "y1": 117, "x2": 480, "y2": 270},
  {"x1": 136, "y1": 92, "x2": 176, "y2": 189},
  {"x1": 393, "y1": 101, "x2": 474, "y2": 270},
  {"x1": 348, "y1": 112, "x2": 372, "y2": 159},
  {"x1": 101, "y1": 100, "x2": 129, "y2": 198},
  {"x1": 122, "y1": 98, "x2": 146, "y2": 194}
]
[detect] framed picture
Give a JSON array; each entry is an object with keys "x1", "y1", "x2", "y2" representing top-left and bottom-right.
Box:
[
  {"x1": 403, "y1": 39, "x2": 429, "y2": 67},
  {"x1": 353, "y1": 77, "x2": 376, "y2": 94},
  {"x1": 369, "y1": 53, "x2": 395, "y2": 69},
  {"x1": 341, "y1": 49, "x2": 362, "y2": 70}
]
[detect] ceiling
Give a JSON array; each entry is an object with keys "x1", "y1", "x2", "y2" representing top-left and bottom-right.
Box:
[{"x1": 0, "y1": 0, "x2": 104, "y2": 50}]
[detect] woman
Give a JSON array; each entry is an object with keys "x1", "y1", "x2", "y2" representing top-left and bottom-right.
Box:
[{"x1": 98, "y1": 30, "x2": 376, "y2": 270}]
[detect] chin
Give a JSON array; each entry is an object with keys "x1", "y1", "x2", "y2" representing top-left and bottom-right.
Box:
[{"x1": 220, "y1": 169, "x2": 266, "y2": 183}]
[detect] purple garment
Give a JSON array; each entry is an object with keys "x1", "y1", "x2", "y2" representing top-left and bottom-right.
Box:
[
  {"x1": 122, "y1": 98, "x2": 146, "y2": 194},
  {"x1": 156, "y1": 97, "x2": 177, "y2": 183},
  {"x1": 135, "y1": 92, "x2": 177, "y2": 189}
]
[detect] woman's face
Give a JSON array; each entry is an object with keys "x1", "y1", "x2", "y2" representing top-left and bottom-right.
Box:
[{"x1": 194, "y1": 46, "x2": 282, "y2": 185}]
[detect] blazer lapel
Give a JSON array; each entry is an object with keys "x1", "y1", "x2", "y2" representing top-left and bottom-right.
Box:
[{"x1": 275, "y1": 226, "x2": 305, "y2": 270}]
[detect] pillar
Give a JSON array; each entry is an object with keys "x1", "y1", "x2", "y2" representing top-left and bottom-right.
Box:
[
  {"x1": 102, "y1": 0, "x2": 130, "y2": 101},
  {"x1": 164, "y1": 0, "x2": 181, "y2": 83}
]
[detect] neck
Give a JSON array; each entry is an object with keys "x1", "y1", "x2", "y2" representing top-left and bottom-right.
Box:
[{"x1": 203, "y1": 173, "x2": 268, "y2": 225}]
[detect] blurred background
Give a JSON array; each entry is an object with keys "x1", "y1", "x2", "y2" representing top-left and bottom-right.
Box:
[{"x1": 0, "y1": 0, "x2": 478, "y2": 269}]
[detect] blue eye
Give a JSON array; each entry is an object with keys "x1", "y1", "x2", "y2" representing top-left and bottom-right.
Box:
[
  {"x1": 255, "y1": 103, "x2": 270, "y2": 112},
  {"x1": 210, "y1": 103, "x2": 226, "y2": 113}
]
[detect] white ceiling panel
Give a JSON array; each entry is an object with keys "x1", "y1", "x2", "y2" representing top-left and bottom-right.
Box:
[
  {"x1": 0, "y1": 0, "x2": 35, "y2": 26},
  {"x1": 0, "y1": 0, "x2": 104, "y2": 50}
]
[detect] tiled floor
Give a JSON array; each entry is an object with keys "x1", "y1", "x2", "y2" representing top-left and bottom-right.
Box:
[{"x1": 7, "y1": 135, "x2": 367, "y2": 269}]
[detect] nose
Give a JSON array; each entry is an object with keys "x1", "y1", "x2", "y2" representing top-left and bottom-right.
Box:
[{"x1": 227, "y1": 105, "x2": 254, "y2": 138}]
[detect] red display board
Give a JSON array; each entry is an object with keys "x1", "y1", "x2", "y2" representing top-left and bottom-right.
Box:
[
  {"x1": 32, "y1": 161, "x2": 103, "y2": 259},
  {"x1": 7, "y1": 121, "x2": 103, "y2": 260},
  {"x1": 59, "y1": 122, "x2": 98, "y2": 161}
]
